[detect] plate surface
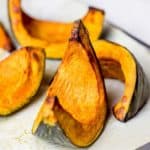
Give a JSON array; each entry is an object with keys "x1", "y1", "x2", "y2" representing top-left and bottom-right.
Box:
[{"x1": 0, "y1": 1, "x2": 150, "y2": 150}]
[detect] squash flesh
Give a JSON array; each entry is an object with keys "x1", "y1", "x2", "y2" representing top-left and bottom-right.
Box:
[
  {"x1": 94, "y1": 40, "x2": 149, "y2": 121},
  {"x1": 100, "y1": 58, "x2": 125, "y2": 81},
  {"x1": 24, "y1": 7, "x2": 104, "y2": 43},
  {"x1": 0, "y1": 47, "x2": 45, "y2": 115},
  {"x1": 0, "y1": 23, "x2": 14, "y2": 51},
  {"x1": 32, "y1": 21, "x2": 107, "y2": 147},
  {"x1": 9, "y1": 0, "x2": 104, "y2": 58},
  {"x1": 9, "y1": 0, "x2": 48, "y2": 47},
  {"x1": 54, "y1": 97, "x2": 106, "y2": 147}
]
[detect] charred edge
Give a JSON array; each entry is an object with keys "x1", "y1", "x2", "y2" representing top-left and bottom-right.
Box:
[
  {"x1": 45, "y1": 96, "x2": 60, "y2": 112},
  {"x1": 25, "y1": 47, "x2": 45, "y2": 54},
  {"x1": 76, "y1": 20, "x2": 109, "y2": 121},
  {"x1": 69, "y1": 20, "x2": 81, "y2": 42},
  {"x1": 88, "y1": 7, "x2": 105, "y2": 15},
  {"x1": 100, "y1": 58, "x2": 121, "y2": 65},
  {"x1": 32, "y1": 52, "x2": 40, "y2": 62},
  {"x1": 45, "y1": 96, "x2": 56, "y2": 105},
  {"x1": 25, "y1": 47, "x2": 33, "y2": 52}
]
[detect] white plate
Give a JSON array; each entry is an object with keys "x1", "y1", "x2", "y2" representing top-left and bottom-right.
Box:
[{"x1": 0, "y1": 1, "x2": 150, "y2": 150}]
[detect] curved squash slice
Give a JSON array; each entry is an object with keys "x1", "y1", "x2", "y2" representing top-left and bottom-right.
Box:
[
  {"x1": 32, "y1": 21, "x2": 107, "y2": 147},
  {"x1": 0, "y1": 47, "x2": 45, "y2": 115},
  {"x1": 0, "y1": 23, "x2": 14, "y2": 51},
  {"x1": 94, "y1": 40, "x2": 149, "y2": 122},
  {"x1": 8, "y1": 0, "x2": 104, "y2": 58}
]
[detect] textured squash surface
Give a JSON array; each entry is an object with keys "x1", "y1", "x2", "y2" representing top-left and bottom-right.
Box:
[
  {"x1": 32, "y1": 21, "x2": 107, "y2": 147},
  {"x1": 95, "y1": 40, "x2": 149, "y2": 122},
  {"x1": 44, "y1": 39, "x2": 149, "y2": 121},
  {"x1": 0, "y1": 23, "x2": 14, "y2": 51},
  {"x1": 9, "y1": 0, "x2": 104, "y2": 58},
  {"x1": 0, "y1": 47, "x2": 45, "y2": 115}
]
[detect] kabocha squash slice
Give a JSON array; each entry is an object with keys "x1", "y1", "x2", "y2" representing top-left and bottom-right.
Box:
[
  {"x1": 94, "y1": 40, "x2": 149, "y2": 122},
  {"x1": 8, "y1": 0, "x2": 104, "y2": 58},
  {"x1": 32, "y1": 20, "x2": 107, "y2": 147},
  {"x1": 0, "y1": 47, "x2": 45, "y2": 115},
  {"x1": 0, "y1": 23, "x2": 14, "y2": 51}
]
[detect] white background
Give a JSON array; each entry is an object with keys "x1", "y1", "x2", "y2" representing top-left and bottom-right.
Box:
[
  {"x1": 0, "y1": 1, "x2": 150, "y2": 150},
  {"x1": 21, "y1": 0, "x2": 150, "y2": 45}
]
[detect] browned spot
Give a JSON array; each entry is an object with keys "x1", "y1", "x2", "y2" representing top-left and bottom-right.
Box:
[
  {"x1": 115, "y1": 106, "x2": 125, "y2": 120},
  {"x1": 32, "y1": 52, "x2": 40, "y2": 62},
  {"x1": 89, "y1": 7, "x2": 105, "y2": 15},
  {"x1": 46, "y1": 96, "x2": 55, "y2": 105},
  {"x1": 25, "y1": 47, "x2": 32, "y2": 52},
  {"x1": 89, "y1": 17, "x2": 94, "y2": 23},
  {"x1": 122, "y1": 96, "x2": 127, "y2": 103},
  {"x1": 3, "y1": 44, "x2": 11, "y2": 51},
  {"x1": 24, "y1": 69, "x2": 28, "y2": 74},
  {"x1": 13, "y1": 19, "x2": 19, "y2": 25},
  {"x1": 89, "y1": 8, "x2": 95, "y2": 15},
  {"x1": 13, "y1": 6, "x2": 20, "y2": 13}
]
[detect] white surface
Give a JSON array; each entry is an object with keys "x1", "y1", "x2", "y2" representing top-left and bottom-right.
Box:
[
  {"x1": 0, "y1": 24, "x2": 149, "y2": 150},
  {"x1": 0, "y1": 0, "x2": 150, "y2": 150},
  {"x1": 21, "y1": 0, "x2": 88, "y2": 22},
  {"x1": 0, "y1": 22, "x2": 150, "y2": 150},
  {"x1": 21, "y1": 0, "x2": 150, "y2": 45},
  {"x1": 0, "y1": 49, "x2": 9, "y2": 60}
]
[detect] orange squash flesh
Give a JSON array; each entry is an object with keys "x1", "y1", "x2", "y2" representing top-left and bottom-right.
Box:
[
  {"x1": 0, "y1": 23, "x2": 14, "y2": 51},
  {"x1": 32, "y1": 21, "x2": 107, "y2": 147},
  {"x1": 0, "y1": 47, "x2": 45, "y2": 115},
  {"x1": 94, "y1": 40, "x2": 149, "y2": 121},
  {"x1": 23, "y1": 7, "x2": 104, "y2": 43},
  {"x1": 9, "y1": 0, "x2": 104, "y2": 58}
]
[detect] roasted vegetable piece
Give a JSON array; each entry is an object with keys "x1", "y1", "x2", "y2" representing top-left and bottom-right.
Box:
[
  {"x1": 0, "y1": 47, "x2": 45, "y2": 115},
  {"x1": 94, "y1": 40, "x2": 149, "y2": 122},
  {"x1": 9, "y1": 0, "x2": 104, "y2": 58},
  {"x1": 32, "y1": 20, "x2": 107, "y2": 147},
  {"x1": 0, "y1": 23, "x2": 14, "y2": 51}
]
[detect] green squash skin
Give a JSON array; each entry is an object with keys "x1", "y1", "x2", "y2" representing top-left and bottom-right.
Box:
[
  {"x1": 124, "y1": 60, "x2": 150, "y2": 121},
  {"x1": 34, "y1": 122, "x2": 76, "y2": 148},
  {"x1": 104, "y1": 40, "x2": 150, "y2": 122}
]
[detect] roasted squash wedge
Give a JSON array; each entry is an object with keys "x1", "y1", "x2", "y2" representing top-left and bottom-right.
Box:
[
  {"x1": 0, "y1": 23, "x2": 14, "y2": 51},
  {"x1": 32, "y1": 20, "x2": 107, "y2": 147},
  {"x1": 94, "y1": 40, "x2": 149, "y2": 122},
  {"x1": 9, "y1": 0, "x2": 104, "y2": 58},
  {"x1": 0, "y1": 47, "x2": 45, "y2": 115}
]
